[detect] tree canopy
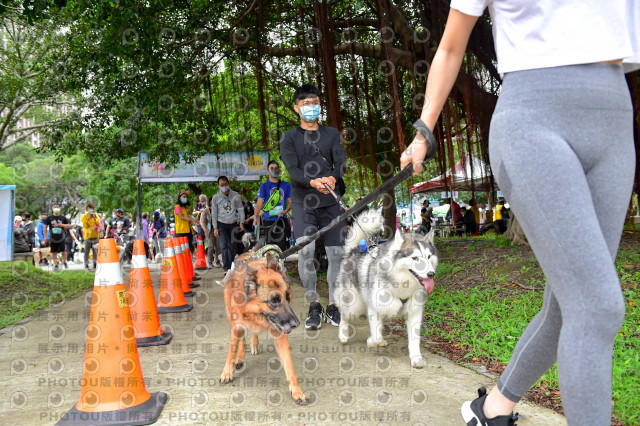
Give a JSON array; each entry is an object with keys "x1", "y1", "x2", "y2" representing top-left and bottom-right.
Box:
[{"x1": 1, "y1": 0, "x2": 639, "y2": 219}]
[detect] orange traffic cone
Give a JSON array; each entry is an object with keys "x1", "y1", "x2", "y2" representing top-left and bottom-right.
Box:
[
  {"x1": 179, "y1": 236, "x2": 200, "y2": 288},
  {"x1": 128, "y1": 239, "x2": 172, "y2": 347},
  {"x1": 157, "y1": 237, "x2": 193, "y2": 313},
  {"x1": 194, "y1": 235, "x2": 207, "y2": 270},
  {"x1": 56, "y1": 238, "x2": 166, "y2": 425},
  {"x1": 173, "y1": 236, "x2": 193, "y2": 297}
]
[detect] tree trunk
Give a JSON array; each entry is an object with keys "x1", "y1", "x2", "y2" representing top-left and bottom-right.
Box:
[
  {"x1": 380, "y1": 173, "x2": 397, "y2": 239},
  {"x1": 504, "y1": 214, "x2": 528, "y2": 246}
]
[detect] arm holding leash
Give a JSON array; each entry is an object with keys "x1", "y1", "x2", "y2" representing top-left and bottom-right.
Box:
[
  {"x1": 412, "y1": 119, "x2": 438, "y2": 162},
  {"x1": 280, "y1": 162, "x2": 416, "y2": 259}
]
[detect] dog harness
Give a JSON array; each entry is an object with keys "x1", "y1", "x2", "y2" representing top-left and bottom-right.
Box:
[{"x1": 247, "y1": 244, "x2": 283, "y2": 260}]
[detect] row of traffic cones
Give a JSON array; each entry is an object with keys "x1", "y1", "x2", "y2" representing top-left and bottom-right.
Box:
[{"x1": 56, "y1": 235, "x2": 208, "y2": 425}]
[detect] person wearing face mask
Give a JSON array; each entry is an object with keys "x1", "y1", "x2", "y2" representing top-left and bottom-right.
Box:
[
  {"x1": 199, "y1": 195, "x2": 222, "y2": 268},
  {"x1": 21, "y1": 213, "x2": 35, "y2": 251},
  {"x1": 254, "y1": 160, "x2": 292, "y2": 251},
  {"x1": 279, "y1": 83, "x2": 347, "y2": 331},
  {"x1": 174, "y1": 189, "x2": 199, "y2": 254},
  {"x1": 81, "y1": 202, "x2": 101, "y2": 269},
  {"x1": 105, "y1": 209, "x2": 118, "y2": 237},
  {"x1": 43, "y1": 204, "x2": 72, "y2": 270},
  {"x1": 211, "y1": 176, "x2": 245, "y2": 271}
]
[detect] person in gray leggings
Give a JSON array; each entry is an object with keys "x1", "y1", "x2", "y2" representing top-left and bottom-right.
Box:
[
  {"x1": 489, "y1": 64, "x2": 633, "y2": 424},
  {"x1": 401, "y1": 2, "x2": 638, "y2": 424}
]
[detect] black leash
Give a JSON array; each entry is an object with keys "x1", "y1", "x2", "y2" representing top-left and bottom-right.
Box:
[
  {"x1": 278, "y1": 118, "x2": 437, "y2": 259},
  {"x1": 323, "y1": 180, "x2": 378, "y2": 246},
  {"x1": 280, "y1": 163, "x2": 414, "y2": 259}
]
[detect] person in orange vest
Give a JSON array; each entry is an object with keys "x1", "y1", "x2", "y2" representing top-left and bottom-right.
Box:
[{"x1": 174, "y1": 189, "x2": 198, "y2": 256}]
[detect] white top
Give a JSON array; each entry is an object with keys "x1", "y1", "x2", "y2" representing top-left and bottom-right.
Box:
[{"x1": 450, "y1": 0, "x2": 640, "y2": 74}]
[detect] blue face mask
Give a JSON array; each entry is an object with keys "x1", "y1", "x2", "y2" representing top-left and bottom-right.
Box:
[
  {"x1": 181, "y1": 197, "x2": 188, "y2": 203},
  {"x1": 299, "y1": 104, "x2": 321, "y2": 122}
]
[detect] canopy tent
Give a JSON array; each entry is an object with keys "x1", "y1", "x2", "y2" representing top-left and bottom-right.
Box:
[{"x1": 410, "y1": 153, "x2": 493, "y2": 194}]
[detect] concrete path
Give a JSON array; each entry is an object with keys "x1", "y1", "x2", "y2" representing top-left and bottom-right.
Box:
[{"x1": 0, "y1": 264, "x2": 566, "y2": 425}]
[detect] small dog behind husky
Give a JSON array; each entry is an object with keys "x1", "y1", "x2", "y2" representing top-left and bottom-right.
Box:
[
  {"x1": 335, "y1": 210, "x2": 438, "y2": 368},
  {"x1": 218, "y1": 249, "x2": 308, "y2": 404}
]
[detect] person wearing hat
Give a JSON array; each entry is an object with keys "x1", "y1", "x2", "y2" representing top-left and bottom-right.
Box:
[
  {"x1": 174, "y1": 189, "x2": 198, "y2": 254},
  {"x1": 105, "y1": 209, "x2": 131, "y2": 239},
  {"x1": 14, "y1": 215, "x2": 23, "y2": 228}
]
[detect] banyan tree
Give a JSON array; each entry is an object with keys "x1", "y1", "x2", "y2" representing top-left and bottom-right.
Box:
[
  {"x1": 41, "y1": 0, "x2": 640, "y2": 229},
  {"x1": 226, "y1": 0, "x2": 640, "y2": 228}
]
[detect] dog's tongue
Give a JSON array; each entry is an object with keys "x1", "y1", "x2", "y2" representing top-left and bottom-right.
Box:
[{"x1": 420, "y1": 277, "x2": 435, "y2": 293}]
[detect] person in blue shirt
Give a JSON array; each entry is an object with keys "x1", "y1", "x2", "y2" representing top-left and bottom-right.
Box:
[
  {"x1": 253, "y1": 160, "x2": 292, "y2": 251},
  {"x1": 36, "y1": 212, "x2": 50, "y2": 266}
]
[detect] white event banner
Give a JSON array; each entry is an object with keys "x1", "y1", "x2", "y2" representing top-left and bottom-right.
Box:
[{"x1": 139, "y1": 152, "x2": 269, "y2": 183}]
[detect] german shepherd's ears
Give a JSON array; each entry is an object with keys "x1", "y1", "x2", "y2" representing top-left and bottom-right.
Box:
[
  {"x1": 244, "y1": 264, "x2": 258, "y2": 296},
  {"x1": 265, "y1": 251, "x2": 281, "y2": 272}
]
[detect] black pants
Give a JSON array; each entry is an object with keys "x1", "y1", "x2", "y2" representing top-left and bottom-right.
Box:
[
  {"x1": 217, "y1": 222, "x2": 238, "y2": 269},
  {"x1": 232, "y1": 226, "x2": 246, "y2": 256},
  {"x1": 417, "y1": 221, "x2": 431, "y2": 234},
  {"x1": 262, "y1": 217, "x2": 291, "y2": 251},
  {"x1": 65, "y1": 240, "x2": 74, "y2": 261},
  {"x1": 124, "y1": 240, "x2": 150, "y2": 259}
]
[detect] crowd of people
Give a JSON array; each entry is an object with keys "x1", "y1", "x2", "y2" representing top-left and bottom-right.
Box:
[
  {"x1": 416, "y1": 197, "x2": 509, "y2": 237},
  {"x1": 11, "y1": 168, "x2": 293, "y2": 273}
]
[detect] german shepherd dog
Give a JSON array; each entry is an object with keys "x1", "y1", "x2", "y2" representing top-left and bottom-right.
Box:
[{"x1": 217, "y1": 249, "x2": 309, "y2": 404}]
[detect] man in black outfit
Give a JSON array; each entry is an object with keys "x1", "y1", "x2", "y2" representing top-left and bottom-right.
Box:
[
  {"x1": 418, "y1": 199, "x2": 432, "y2": 234},
  {"x1": 279, "y1": 83, "x2": 347, "y2": 330},
  {"x1": 461, "y1": 206, "x2": 479, "y2": 235},
  {"x1": 43, "y1": 205, "x2": 73, "y2": 270}
]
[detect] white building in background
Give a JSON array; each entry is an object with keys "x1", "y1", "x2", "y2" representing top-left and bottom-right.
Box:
[
  {"x1": 1, "y1": 20, "x2": 73, "y2": 149},
  {"x1": 7, "y1": 117, "x2": 43, "y2": 148}
]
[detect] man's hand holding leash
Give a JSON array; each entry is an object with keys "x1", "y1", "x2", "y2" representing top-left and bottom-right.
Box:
[{"x1": 310, "y1": 176, "x2": 335, "y2": 194}]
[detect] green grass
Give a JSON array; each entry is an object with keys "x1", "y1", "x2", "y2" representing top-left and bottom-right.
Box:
[
  {"x1": 0, "y1": 262, "x2": 95, "y2": 329},
  {"x1": 428, "y1": 244, "x2": 640, "y2": 425},
  {"x1": 613, "y1": 286, "x2": 640, "y2": 425},
  {"x1": 424, "y1": 285, "x2": 544, "y2": 363}
]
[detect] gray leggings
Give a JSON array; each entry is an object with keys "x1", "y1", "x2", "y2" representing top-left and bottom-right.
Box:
[
  {"x1": 490, "y1": 64, "x2": 634, "y2": 425},
  {"x1": 297, "y1": 236, "x2": 342, "y2": 303}
]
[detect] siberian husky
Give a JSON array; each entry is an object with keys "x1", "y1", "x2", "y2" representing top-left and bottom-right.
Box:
[{"x1": 335, "y1": 210, "x2": 438, "y2": 368}]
